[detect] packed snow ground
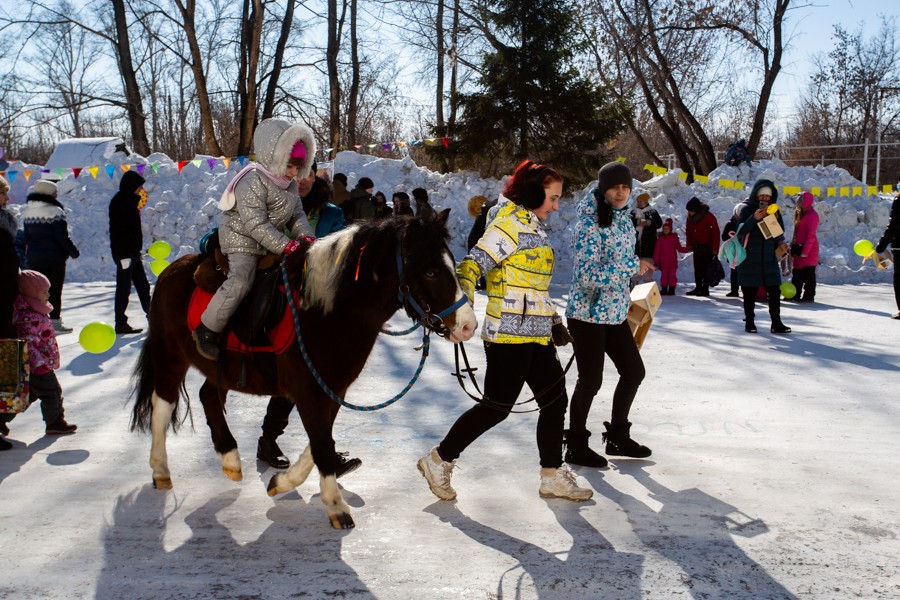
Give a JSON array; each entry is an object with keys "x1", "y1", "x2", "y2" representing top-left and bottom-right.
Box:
[
  {"x1": 2, "y1": 151, "x2": 896, "y2": 287},
  {"x1": 1, "y1": 281, "x2": 899, "y2": 599}
]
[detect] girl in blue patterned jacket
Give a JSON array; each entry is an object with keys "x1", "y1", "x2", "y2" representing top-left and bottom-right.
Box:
[
  {"x1": 417, "y1": 160, "x2": 592, "y2": 502},
  {"x1": 564, "y1": 162, "x2": 655, "y2": 468}
]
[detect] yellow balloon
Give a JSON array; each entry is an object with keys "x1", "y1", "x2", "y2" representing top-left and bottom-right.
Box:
[
  {"x1": 150, "y1": 259, "x2": 170, "y2": 276},
  {"x1": 79, "y1": 322, "x2": 116, "y2": 354},
  {"x1": 853, "y1": 240, "x2": 875, "y2": 257},
  {"x1": 148, "y1": 240, "x2": 172, "y2": 260},
  {"x1": 766, "y1": 203, "x2": 779, "y2": 215}
]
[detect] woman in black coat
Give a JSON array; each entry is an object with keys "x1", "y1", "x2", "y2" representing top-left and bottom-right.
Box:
[
  {"x1": 875, "y1": 191, "x2": 900, "y2": 319},
  {"x1": 108, "y1": 171, "x2": 151, "y2": 334}
]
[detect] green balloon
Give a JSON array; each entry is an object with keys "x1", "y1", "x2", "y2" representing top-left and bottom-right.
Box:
[
  {"x1": 150, "y1": 259, "x2": 170, "y2": 276},
  {"x1": 148, "y1": 240, "x2": 172, "y2": 260},
  {"x1": 853, "y1": 239, "x2": 874, "y2": 257},
  {"x1": 79, "y1": 322, "x2": 116, "y2": 354},
  {"x1": 781, "y1": 282, "x2": 797, "y2": 299}
]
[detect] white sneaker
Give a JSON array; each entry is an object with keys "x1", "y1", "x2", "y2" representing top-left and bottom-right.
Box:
[
  {"x1": 417, "y1": 446, "x2": 457, "y2": 500},
  {"x1": 52, "y1": 319, "x2": 73, "y2": 334},
  {"x1": 539, "y1": 465, "x2": 593, "y2": 501}
]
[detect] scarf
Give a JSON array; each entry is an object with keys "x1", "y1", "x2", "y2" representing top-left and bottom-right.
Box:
[{"x1": 218, "y1": 163, "x2": 294, "y2": 211}]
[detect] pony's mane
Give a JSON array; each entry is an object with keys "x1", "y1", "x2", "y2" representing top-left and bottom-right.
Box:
[{"x1": 298, "y1": 216, "x2": 451, "y2": 315}]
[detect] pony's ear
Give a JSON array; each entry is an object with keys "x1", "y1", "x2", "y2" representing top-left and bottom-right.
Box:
[{"x1": 436, "y1": 208, "x2": 451, "y2": 225}]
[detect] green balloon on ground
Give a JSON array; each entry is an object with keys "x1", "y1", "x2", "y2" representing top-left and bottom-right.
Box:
[
  {"x1": 150, "y1": 259, "x2": 170, "y2": 276},
  {"x1": 148, "y1": 240, "x2": 172, "y2": 260},
  {"x1": 79, "y1": 322, "x2": 116, "y2": 354},
  {"x1": 853, "y1": 239, "x2": 874, "y2": 257},
  {"x1": 781, "y1": 282, "x2": 797, "y2": 299}
]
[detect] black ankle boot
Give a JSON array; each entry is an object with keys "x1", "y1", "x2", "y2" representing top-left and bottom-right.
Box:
[
  {"x1": 257, "y1": 436, "x2": 290, "y2": 469},
  {"x1": 603, "y1": 421, "x2": 652, "y2": 458},
  {"x1": 564, "y1": 429, "x2": 608, "y2": 468},
  {"x1": 771, "y1": 321, "x2": 792, "y2": 334},
  {"x1": 745, "y1": 320, "x2": 757, "y2": 333},
  {"x1": 335, "y1": 451, "x2": 362, "y2": 478}
]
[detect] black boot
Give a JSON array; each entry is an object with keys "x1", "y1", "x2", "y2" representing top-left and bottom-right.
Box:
[
  {"x1": 335, "y1": 452, "x2": 362, "y2": 478},
  {"x1": 192, "y1": 323, "x2": 221, "y2": 361},
  {"x1": 564, "y1": 429, "x2": 608, "y2": 468},
  {"x1": 768, "y1": 289, "x2": 791, "y2": 333},
  {"x1": 257, "y1": 436, "x2": 290, "y2": 469},
  {"x1": 603, "y1": 421, "x2": 652, "y2": 458},
  {"x1": 685, "y1": 287, "x2": 699, "y2": 296},
  {"x1": 745, "y1": 319, "x2": 757, "y2": 333}
]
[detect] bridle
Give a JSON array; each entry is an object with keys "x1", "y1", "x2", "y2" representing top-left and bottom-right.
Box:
[{"x1": 393, "y1": 231, "x2": 468, "y2": 339}]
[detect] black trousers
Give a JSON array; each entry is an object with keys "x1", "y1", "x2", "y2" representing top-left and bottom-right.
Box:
[
  {"x1": 29, "y1": 261, "x2": 66, "y2": 320},
  {"x1": 262, "y1": 396, "x2": 293, "y2": 439},
  {"x1": 692, "y1": 247, "x2": 713, "y2": 290},
  {"x1": 0, "y1": 370, "x2": 64, "y2": 426},
  {"x1": 894, "y1": 266, "x2": 900, "y2": 311},
  {"x1": 439, "y1": 342, "x2": 568, "y2": 469},
  {"x1": 791, "y1": 266, "x2": 816, "y2": 301},
  {"x1": 567, "y1": 319, "x2": 645, "y2": 433},
  {"x1": 114, "y1": 253, "x2": 151, "y2": 327},
  {"x1": 741, "y1": 285, "x2": 782, "y2": 323}
]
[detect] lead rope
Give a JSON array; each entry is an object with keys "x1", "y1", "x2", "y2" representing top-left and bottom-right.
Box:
[
  {"x1": 281, "y1": 259, "x2": 431, "y2": 411},
  {"x1": 451, "y1": 341, "x2": 575, "y2": 414}
]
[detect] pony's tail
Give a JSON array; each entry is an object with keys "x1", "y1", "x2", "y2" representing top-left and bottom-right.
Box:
[{"x1": 130, "y1": 336, "x2": 158, "y2": 433}]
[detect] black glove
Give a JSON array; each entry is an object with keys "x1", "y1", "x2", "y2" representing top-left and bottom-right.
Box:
[
  {"x1": 875, "y1": 243, "x2": 887, "y2": 254},
  {"x1": 551, "y1": 322, "x2": 574, "y2": 347}
]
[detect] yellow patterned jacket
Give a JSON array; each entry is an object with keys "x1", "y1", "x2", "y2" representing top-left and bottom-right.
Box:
[{"x1": 457, "y1": 197, "x2": 562, "y2": 344}]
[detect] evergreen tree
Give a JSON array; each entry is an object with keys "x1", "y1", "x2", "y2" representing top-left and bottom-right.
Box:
[{"x1": 447, "y1": 0, "x2": 630, "y2": 183}]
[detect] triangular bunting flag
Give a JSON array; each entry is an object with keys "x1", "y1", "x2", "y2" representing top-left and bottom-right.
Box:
[
  {"x1": 367, "y1": 144, "x2": 377, "y2": 149},
  {"x1": 24, "y1": 170, "x2": 34, "y2": 181},
  {"x1": 56, "y1": 169, "x2": 66, "y2": 179},
  {"x1": 105, "y1": 165, "x2": 115, "y2": 180},
  {"x1": 353, "y1": 145, "x2": 361, "y2": 150},
  {"x1": 616, "y1": 156, "x2": 627, "y2": 163},
  {"x1": 191, "y1": 159, "x2": 202, "y2": 168},
  {"x1": 121, "y1": 164, "x2": 131, "y2": 172},
  {"x1": 7, "y1": 171, "x2": 16, "y2": 182},
  {"x1": 151, "y1": 162, "x2": 160, "y2": 174},
  {"x1": 72, "y1": 168, "x2": 82, "y2": 179},
  {"x1": 441, "y1": 137, "x2": 449, "y2": 147},
  {"x1": 206, "y1": 158, "x2": 217, "y2": 171},
  {"x1": 222, "y1": 158, "x2": 231, "y2": 169},
  {"x1": 88, "y1": 167, "x2": 99, "y2": 179},
  {"x1": 383, "y1": 143, "x2": 391, "y2": 152},
  {"x1": 237, "y1": 156, "x2": 247, "y2": 166},
  {"x1": 397, "y1": 141, "x2": 406, "y2": 148},
  {"x1": 177, "y1": 161, "x2": 188, "y2": 173},
  {"x1": 136, "y1": 164, "x2": 146, "y2": 176}
]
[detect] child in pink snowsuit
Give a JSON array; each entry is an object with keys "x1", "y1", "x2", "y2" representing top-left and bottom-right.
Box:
[{"x1": 653, "y1": 218, "x2": 687, "y2": 295}]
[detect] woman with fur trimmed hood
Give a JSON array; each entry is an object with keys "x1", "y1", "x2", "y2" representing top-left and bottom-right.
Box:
[
  {"x1": 21, "y1": 179, "x2": 80, "y2": 333},
  {"x1": 192, "y1": 118, "x2": 315, "y2": 361}
]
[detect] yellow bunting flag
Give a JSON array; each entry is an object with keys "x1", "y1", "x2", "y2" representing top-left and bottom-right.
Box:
[
  {"x1": 616, "y1": 156, "x2": 627, "y2": 163},
  {"x1": 840, "y1": 187, "x2": 849, "y2": 197},
  {"x1": 827, "y1": 187, "x2": 836, "y2": 197},
  {"x1": 643, "y1": 164, "x2": 655, "y2": 173},
  {"x1": 121, "y1": 164, "x2": 131, "y2": 172},
  {"x1": 868, "y1": 186, "x2": 878, "y2": 196},
  {"x1": 783, "y1": 185, "x2": 801, "y2": 195},
  {"x1": 883, "y1": 184, "x2": 894, "y2": 194},
  {"x1": 678, "y1": 172, "x2": 688, "y2": 181},
  {"x1": 720, "y1": 179, "x2": 734, "y2": 189},
  {"x1": 222, "y1": 158, "x2": 231, "y2": 170},
  {"x1": 811, "y1": 187, "x2": 821, "y2": 196},
  {"x1": 695, "y1": 175, "x2": 708, "y2": 184},
  {"x1": 89, "y1": 167, "x2": 99, "y2": 179},
  {"x1": 735, "y1": 181, "x2": 745, "y2": 190},
  {"x1": 852, "y1": 186, "x2": 862, "y2": 197}
]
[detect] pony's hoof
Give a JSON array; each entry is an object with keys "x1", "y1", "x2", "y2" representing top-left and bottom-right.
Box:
[
  {"x1": 267, "y1": 474, "x2": 283, "y2": 496},
  {"x1": 329, "y1": 513, "x2": 355, "y2": 529},
  {"x1": 153, "y1": 476, "x2": 173, "y2": 490},
  {"x1": 223, "y1": 466, "x2": 242, "y2": 482}
]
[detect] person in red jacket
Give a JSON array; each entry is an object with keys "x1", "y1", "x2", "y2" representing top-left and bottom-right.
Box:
[
  {"x1": 653, "y1": 218, "x2": 688, "y2": 295},
  {"x1": 684, "y1": 197, "x2": 720, "y2": 296},
  {"x1": 790, "y1": 192, "x2": 820, "y2": 303}
]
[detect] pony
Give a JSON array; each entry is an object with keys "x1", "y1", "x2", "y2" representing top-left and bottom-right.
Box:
[{"x1": 130, "y1": 210, "x2": 477, "y2": 528}]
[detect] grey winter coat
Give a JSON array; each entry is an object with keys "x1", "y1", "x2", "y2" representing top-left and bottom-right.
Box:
[{"x1": 218, "y1": 119, "x2": 314, "y2": 255}]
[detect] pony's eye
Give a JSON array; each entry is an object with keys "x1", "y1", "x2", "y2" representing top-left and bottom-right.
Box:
[{"x1": 425, "y1": 269, "x2": 437, "y2": 277}]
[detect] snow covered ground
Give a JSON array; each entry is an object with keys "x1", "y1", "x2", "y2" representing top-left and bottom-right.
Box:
[{"x1": 2, "y1": 281, "x2": 899, "y2": 599}]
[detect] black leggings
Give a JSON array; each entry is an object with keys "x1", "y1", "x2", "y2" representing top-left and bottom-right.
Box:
[
  {"x1": 439, "y1": 342, "x2": 568, "y2": 469},
  {"x1": 791, "y1": 266, "x2": 816, "y2": 300},
  {"x1": 567, "y1": 319, "x2": 645, "y2": 433}
]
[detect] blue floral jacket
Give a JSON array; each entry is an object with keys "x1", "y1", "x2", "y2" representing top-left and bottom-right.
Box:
[{"x1": 565, "y1": 191, "x2": 639, "y2": 325}]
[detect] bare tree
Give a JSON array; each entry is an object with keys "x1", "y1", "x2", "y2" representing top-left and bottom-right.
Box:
[{"x1": 110, "y1": 0, "x2": 150, "y2": 154}]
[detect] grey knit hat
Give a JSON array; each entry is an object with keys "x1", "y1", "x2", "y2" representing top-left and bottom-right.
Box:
[{"x1": 596, "y1": 162, "x2": 632, "y2": 197}]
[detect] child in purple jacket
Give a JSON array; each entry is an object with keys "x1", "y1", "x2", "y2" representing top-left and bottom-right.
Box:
[
  {"x1": 0, "y1": 270, "x2": 77, "y2": 449},
  {"x1": 653, "y1": 218, "x2": 687, "y2": 295}
]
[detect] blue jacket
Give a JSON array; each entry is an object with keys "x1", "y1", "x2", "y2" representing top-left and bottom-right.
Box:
[
  {"x1": 565, "y1": 191, "x2": 640, "y2": 325},
  {"x1": 309, "y1": 203, "x2": 345, "y2": 238},
  {"x1": 22, "y1": 193, "x2": 79, "y2": 265}
]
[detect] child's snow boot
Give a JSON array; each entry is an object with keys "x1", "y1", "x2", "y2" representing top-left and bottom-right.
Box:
[
  {"x1": 603, "y1": 421, "x2": 652, "y2": 458},
  {"x1": 564, "y1": 429, "x2": 607, "y2": 468}
]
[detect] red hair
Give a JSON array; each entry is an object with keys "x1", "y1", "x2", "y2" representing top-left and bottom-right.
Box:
[{"x1": 502, "y1": 160, "x2": 563, "y2": 205}]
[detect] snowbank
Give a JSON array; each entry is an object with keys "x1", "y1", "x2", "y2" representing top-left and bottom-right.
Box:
[{"x1": 5, "y1": 152, "x2": 895, "y2": 285}]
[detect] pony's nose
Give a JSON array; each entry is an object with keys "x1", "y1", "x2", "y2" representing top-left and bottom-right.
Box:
[{"x1": 458, "y1": 320, "x2": 475, "y2": 341}]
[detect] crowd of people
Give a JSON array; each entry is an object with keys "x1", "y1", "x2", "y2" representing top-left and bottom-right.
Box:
[{"x1": 1, "y1": 124, "x2": 897, "y2": 507}]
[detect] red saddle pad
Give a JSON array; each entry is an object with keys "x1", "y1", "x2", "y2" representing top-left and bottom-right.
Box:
[{"x1": 188, "y1": 288, "x2": 296, "y2": 355}]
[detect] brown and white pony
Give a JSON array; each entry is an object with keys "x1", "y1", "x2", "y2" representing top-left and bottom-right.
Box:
[{"x1": 130, "y1": 210, "x2": 477, "y2": 528}]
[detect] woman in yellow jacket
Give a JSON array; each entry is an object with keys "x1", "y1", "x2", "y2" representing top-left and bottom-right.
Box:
[{"x1": 417, "y1": 160, "x2": 592, "y2": 502}]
